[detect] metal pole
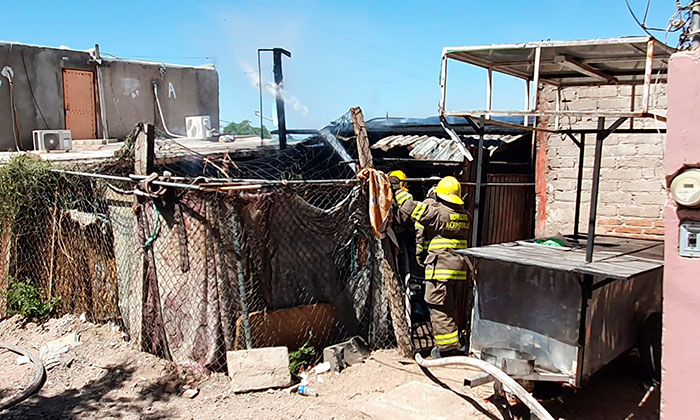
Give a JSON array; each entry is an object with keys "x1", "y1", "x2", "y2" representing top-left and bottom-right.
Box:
[
  {"x1": 692, "y1": 2, "x2": 700, "y2": 51},
  {"x1": 524, "y1": 79, "x2": 531, "y2": 126},
  {"x1": 641, "y1": 39, "x2": 655, "y2": 113},
  {"x1": 440, "y1": 54, "x2": 448, "y2": 116},
  {"x1": 574, "y1": 133, "x2": 585, "y2": 238},
  {"x1": 272, "y1": 48, "x2": 291, "y2": 150},
  {"x1": 586, "y1": 118, "x2": 605, "y2": 263},
  {"x1": 94, "y1": 44, "x2": 109, "y2": 140},
  {"x1": 472, "y1": 115, "x2": 486, "y2": 247},
  {"x1": 532, "y1": 47, "x2": 542, "y2": 112},
  {"x1": 257, "y1": 49, "x2": 264, "y2": 144},
  {"x1": 486, "y1": 67, "x2": 493, "y2": 120},
  {"x1": 49, "y1": 168, "x2": 361, "y2": 187}
]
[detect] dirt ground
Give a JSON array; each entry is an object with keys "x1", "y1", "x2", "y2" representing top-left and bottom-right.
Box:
[{"x1": 0, "y1": 314, "x2": 659, "y2": 419}]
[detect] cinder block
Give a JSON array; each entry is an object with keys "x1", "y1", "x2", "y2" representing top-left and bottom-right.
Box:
[
  {"x1": 619, "y1": 205, "x2": 661, "y2": 218},
  {"x1": 323, "y1": 336, "x2": 369, "y2": 372},
  {"x1": 633, "y1": 192, "x2": 667, "y2": 206},
  {"x1": 597, "y1": 97, "x2": 630, "y2": 110},
  {"x1": 227, "y1": 347, "x2": 291, "y2": 393}
]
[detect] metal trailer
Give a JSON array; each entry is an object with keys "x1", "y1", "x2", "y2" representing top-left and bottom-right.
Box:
[{"x1": 458, "y1": 237, "x2": 662, "y2": 386}]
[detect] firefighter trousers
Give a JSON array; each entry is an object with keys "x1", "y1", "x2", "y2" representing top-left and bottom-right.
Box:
[{"x1": 424, "y1": 279, "x2": 470, "y2": 352}]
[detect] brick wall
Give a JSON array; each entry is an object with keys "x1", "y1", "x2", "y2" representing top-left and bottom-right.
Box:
[{"x1": 536, "y1": 83, "x2": 666, "y2": 240}]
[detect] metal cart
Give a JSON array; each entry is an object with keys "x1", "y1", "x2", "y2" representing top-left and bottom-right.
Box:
[{"x1": 457, "y1": 236, "x2": 663, "y2": 386}]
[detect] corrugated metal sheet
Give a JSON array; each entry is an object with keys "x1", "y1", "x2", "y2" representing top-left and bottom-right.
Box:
[{"x1": 371, "y1": 134, "x2": 521, "y2": 162}]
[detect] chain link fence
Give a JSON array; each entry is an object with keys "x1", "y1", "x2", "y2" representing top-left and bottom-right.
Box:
[{"x1": 0, "y1": 115, "x2": 421, "y2": 372}]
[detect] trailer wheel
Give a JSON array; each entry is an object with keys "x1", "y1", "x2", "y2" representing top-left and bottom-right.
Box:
[{"x1": 639, "y1": 312, "x2": 662, "y2": 381}]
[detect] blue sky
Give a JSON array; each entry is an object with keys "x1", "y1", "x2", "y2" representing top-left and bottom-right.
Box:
[{"x1": 4, "y1": 0, "x2": 678, "y2": 130}]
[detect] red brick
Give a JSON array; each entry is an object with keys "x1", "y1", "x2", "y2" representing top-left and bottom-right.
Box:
[
  {"x1": 599, "y1": 218, "x2": 622, "y2": 226},
  {"x1": 625, "y1": 219, "x2": 653, "y2": 227},
  {"x1": 653, "y1": 220, "x2": 666, "y2": 227},
  {"x1": 643, "y1": 227, "x2": 665, "y2": 236},
  {"x1": 614, "y1": 226, "x2": 644, "y2": 235}
]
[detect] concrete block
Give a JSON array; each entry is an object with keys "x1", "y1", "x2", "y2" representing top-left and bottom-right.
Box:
[
  {"x1": 553, "y1": 190, "x2": 576, "y2": 202},
  {"x1": 566, "y1": 98, "x2": 597, "y2": 111},
  {"x1": 633, "y1": 192, "x2": 667, "y2": 206},
  {"x1": 227, "y1": 347, "x2": 291, "y2": 393},
  {"x1": 597, "y1": 205, "x2": 619, "y2": 217},
  {"x1": 619, "y1": 205, "x2": 662, "y2": 218},
  {"x1": 597, "y1": 97, "x2": 630, "y2": 110},
  {"x1": 636, "y1": 144, "x2": 663, "y2": 156},
  {"x1": 620, "y1": 181, "x2": 662, "y2": 193},
  {"x1": 323, "y1": 336, "x2": 369, "y2": 372}
]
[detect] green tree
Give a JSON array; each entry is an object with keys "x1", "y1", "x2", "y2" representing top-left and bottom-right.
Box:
[{"x1": 223, "y1": 120, "x2": 271, "y2": 139}]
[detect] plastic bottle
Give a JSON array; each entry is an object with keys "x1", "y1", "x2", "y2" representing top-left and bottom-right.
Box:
[{"x1": 296, "y1": 385, "x2": 317, "y2": 397}]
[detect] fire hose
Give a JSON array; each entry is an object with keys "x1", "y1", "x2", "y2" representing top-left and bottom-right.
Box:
[
  {"x1": 0, "y1": 343, "x2": 46, "y2": 411},
  {"x1": 414, "y1": 353, "x2": 555, "y2": 420}
]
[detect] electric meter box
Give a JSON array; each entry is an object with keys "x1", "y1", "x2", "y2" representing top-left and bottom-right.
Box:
[
  {"x1": 680, "y1": 221, "x2": 700, "y2": 258},
  {"x1": 671, "y1": 169, "x2": 700, "y2": 208}
]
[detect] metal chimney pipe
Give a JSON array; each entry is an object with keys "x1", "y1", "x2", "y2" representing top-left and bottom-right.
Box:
[{"x1": 272, "y1": 48, "x2": 292, "y2": 149}]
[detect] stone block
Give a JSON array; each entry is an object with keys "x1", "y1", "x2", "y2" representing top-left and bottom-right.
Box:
[
  {"x1": 323, "y1": 336, "x2": 369, "y2": 372},
  {"x1": 227, "y1": 347, "x2": 291, "y2": 393}
]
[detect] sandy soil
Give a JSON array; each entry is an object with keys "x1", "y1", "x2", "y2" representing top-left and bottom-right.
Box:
[{"x1": 0, "y1": 314, "x2": 659, "y2": 419}]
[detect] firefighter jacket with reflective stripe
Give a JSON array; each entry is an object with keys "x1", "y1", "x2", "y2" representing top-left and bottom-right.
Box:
[
  {"x1": 415, "y1": 197, "x2": 437, "y2": 265},
  {"x1": 395, "y1": 192, "x2": 470, "y2": 281},
  {"x1": 392, "y1": 189, "x2": 414, "y2": 232}
]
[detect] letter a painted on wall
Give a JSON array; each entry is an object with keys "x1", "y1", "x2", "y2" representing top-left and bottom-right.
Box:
[{"x1": 168, "y1": 82, "x2": 177, "y2": 99}]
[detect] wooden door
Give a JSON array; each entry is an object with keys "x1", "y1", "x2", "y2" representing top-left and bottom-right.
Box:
[{"x1": 63, "y1": 69, "x2": 97, "y2": 139}]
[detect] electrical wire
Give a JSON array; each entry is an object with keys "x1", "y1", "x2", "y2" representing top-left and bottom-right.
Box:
[
  {"x1": 153, "y1": 83, "x2": 185, "y2": 138},
  {"x1": 21, "y1": 49, "x2": 49, "y2": 129},
  {"x1": 625, "y1": 0, "x2": 675, "y2": 50},
  {"x1": 8, "y1": 80, "x2": 22, "y2": 152}
]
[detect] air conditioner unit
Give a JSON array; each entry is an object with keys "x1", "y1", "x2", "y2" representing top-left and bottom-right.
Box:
[
  {"x1": 185, "y1": 115, "x2": 212, "y2": 139},
  {"x1": 32, "y1": 130, "x2": 72, "y2": 152}
]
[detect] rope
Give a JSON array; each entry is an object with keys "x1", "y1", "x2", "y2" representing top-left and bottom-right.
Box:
[{"x1": 142, "y1": 201, "x2": 160, "y2": 250}]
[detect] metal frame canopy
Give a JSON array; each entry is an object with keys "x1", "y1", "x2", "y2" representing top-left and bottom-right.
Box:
[
  {"x1": 439, "y1": 36, "x2": 672, "y2": 262},
  {"x1": 439, "y1": 36, "x2": 674, "y2": 125}
]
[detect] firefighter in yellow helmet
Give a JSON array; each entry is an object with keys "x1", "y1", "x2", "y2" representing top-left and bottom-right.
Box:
[
  {"x1": 390, "y1": 175, "x2": 471, "y2": 357},
  {"x1": 389, "y1": 170, "x2": 412, "y2": 230}
]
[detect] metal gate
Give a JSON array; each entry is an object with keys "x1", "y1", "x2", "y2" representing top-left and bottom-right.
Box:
[{"x1": 464, "y1": 174, "x2": 535, "y2": 245}]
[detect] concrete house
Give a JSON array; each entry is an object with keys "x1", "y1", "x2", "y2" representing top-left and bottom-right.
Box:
[{"x1": 0, "y1": 41, "x2": 219, "y2": 151}]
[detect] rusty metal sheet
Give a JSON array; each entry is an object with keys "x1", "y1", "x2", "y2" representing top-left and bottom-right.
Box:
[{"x1": 63, "y1": 69, "x2": 97, "y2": 139}]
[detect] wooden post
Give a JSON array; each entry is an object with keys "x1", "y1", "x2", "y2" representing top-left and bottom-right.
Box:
[
  {"x1": 350, "y1": 107, "x2": 374, "y2": 170},
  {"x1": 350, "y1": 107, "x2": 410, "y2": 355},
  {"x1": 134, "y1": 123, "x2": 155, "y2": 176}
]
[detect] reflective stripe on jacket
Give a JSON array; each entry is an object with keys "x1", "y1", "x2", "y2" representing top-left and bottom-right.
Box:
[{"x1": 394, "y1": 191, "x2": 470, "y2": 281}]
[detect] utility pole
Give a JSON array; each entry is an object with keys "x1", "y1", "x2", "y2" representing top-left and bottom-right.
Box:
[{"x1": 272, "y1": 48, "x2": 291, "y2": 149}]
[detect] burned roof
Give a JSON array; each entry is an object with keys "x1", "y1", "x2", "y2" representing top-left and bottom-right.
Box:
[{"x1": 371, "y1": 133, "x2": 527, "y2": 162}]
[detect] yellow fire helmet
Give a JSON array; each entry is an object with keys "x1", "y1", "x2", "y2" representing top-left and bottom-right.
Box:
[
  {"x1": 388, "y1": 170, "x2": 408, "y2": 189},
  {"x1": 435, "y1": 176, "x2": 464, "y2": 205}
]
